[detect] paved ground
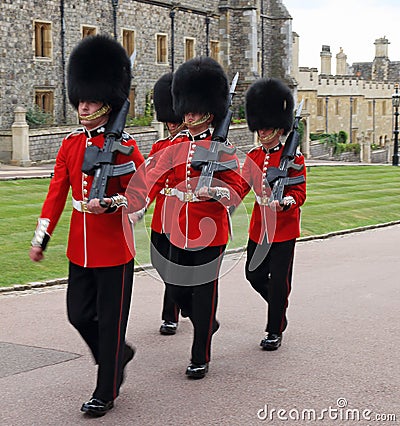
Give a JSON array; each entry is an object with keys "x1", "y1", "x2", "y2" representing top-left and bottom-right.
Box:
[{"x1": 1, "y1": 225, "x2": 399, "y2": 425}]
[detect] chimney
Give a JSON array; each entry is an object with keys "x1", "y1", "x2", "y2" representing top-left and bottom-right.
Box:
[
  {"x1": 320, "y1": 45, "x2": 332, "y2": 75},
  {"x1": 374, "y1": 36, "x2": 389, "y2": 58},
  {"x1": 336, "y1": 47, "x2": 347, "y2": 75}
]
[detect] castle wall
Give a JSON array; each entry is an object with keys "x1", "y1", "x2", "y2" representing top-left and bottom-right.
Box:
[{"x1": 0, "y1": 0, "x2": 293, "y2": 135}]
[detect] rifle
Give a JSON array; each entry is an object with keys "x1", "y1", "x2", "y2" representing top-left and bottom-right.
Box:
[
  {"x1": 81, "y1": 98, "x2": 136, "y2": 207},
  {"x1": 267, "y1": 99, "x2": 305, "y2": 205},
  {"x1": 191, "y1": 72, "x2": 239, "y2": 192}
]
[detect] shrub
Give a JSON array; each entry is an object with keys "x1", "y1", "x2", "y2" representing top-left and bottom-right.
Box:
[
  {"x1": 126, "y1": 115, "x2": 153, "y2": 127},
  {"x1": 338, "y1": 130, "x2": 348, "y2": 143},
  {"x1": 26, "y1": 106, "x2": 52, "y2": 127}
]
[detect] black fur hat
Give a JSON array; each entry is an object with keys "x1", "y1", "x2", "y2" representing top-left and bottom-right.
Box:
[
  {"x1": 245, "y1": 78, "x2": 294, "y2": 134},
  {"x1": 153, "y1": 73, "x2": 181, "y2": 123},
  {"x1": 172, "y1": 56, "x2": 229, "y2": 127},
  {"x1": 67, "y1": 35, "x2": 131, "y2": 110}
]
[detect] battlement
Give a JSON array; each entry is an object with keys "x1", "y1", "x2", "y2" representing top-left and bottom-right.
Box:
[{"x1": 297, "y1": 68, "x2": 396, "y2": 96}]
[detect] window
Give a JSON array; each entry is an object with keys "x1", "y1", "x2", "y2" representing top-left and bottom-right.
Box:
[
  {"x1": 185, "y1": 38, "x2": 195, "y2": 61},
  {"x1": 128, "y1": 88, "x2": 135, "y2": 118},
  {"x1": 353, "y1": 98, "x2": 358, "y2": 114},
  {"x1": 123, "y1": 29, "x2": 135, "y2": 57},
  {"x1": 335, "y1": 100, "x2": 340, "y2": 115},
  {"x1": 317, "y1": 99, "x2": 323, "y2": 116},
  {"x1": 82, "y1": 26, "x2": 96, "y2": 38},
  {"x1": 35, "y1": 90, "x2": 54, "y2": 116},
  {"x1": 156, "y1": 34, "x2": 168, "y2": 64},
  {"x1": 382, "y1": 100, "x2": 386, "y2": 116},
  {"x1": 210, "y1": 40, "x2": 220, "y2": 62},
  {"x1": 368, "y1": 101, "x2": 373, "y2": 116},
  {"x1": 34, "y1": 21, "x2": 52, "y2": 58}
]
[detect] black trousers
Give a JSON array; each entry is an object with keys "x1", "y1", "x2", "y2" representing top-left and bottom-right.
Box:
[
  {"x1": 166, "y1": 244, "x2": 225, "y2": 365},
  {"x1": 245, "y1": 238, "x2": 296, "y2": 334},
  {"x1": 150, "y1": 230, "x2": 179, "y2": 323},
  {"x1": 67, "y1": 260, "x2": 134, "y2": 401}
]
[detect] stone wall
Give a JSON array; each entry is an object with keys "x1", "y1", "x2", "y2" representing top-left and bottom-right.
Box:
[
  {"x1": 371, "y1": 149, "x2": 388, "y2": 164},
  {"x1": 0, "y1": 123, "x2": 254, "y2": 165},
  {"x1": 0, "y1": 0, "x2": 293, "y2": 131},
  {"x1": 2, "y1": 124, "x2": 391, "y2": 165},
  {"x1": 0, "y1": 131, "x2": 12, "y2": 163}
]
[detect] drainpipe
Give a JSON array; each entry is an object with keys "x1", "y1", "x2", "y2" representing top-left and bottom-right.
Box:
[
  {"x1": 261, "y1": 0, "x2": 264, "y2": 77},
  {"x1": 112, "y1": 0, "x2": 118, "y2": 40},
  {"x1": 205, "y1": 15, "x2": 210, "y2": 57},
  {"x1": 170, "y1": 8, "x2": 176, "y2": 72},
  {"x1": 60, "y1": 0, "x2": 66, "y2": 123}
]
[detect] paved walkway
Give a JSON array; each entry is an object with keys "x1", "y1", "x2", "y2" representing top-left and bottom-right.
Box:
[{"x1": 1, "y1": 225, "x2": 399, "y2": 425}]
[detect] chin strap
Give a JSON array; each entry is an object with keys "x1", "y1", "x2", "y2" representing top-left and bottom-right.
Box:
[
  {"x1": 78, "y1": 104, "x2": 111, "y2": 121},
  {"x1": 184, "y1": 112, "x2": 210, "y2": 128},
  {"x1": 169, "y1": 122, "x2": 186, "y2": 136},
  {"x1": 258, "y1": 129, "x2": 280, "y2": 143}
]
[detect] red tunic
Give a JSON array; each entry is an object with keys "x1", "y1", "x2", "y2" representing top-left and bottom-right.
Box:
[
  {"x1": 147, "y1": 129, "x2": 241, "y2": 249},
  {"x1": 241, "y1": 143, "x2": 306, "y2": 244},
  {"x1": 146, "y1": 137, "x2": 172, "y2": 234},
  {"x1": 38, "y1": 126, "x2": 146, "y2": 267}
]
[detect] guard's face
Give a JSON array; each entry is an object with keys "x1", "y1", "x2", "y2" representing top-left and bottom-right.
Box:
[
  {"x1": 184, "y1": 112, "x2": 204, "y2": 124},
  {"x1": 258, "y1": 128, "x2": 284, "y2": 148},
  {"x1": 167, "y1": 121, "x2": 184, "y2": 137},
  {"x1": 78, "y1": 101, "x2": 110, "y2": 130},
  {"x1": 184, "y1": 112, "x2": 213, "y2": 135}
]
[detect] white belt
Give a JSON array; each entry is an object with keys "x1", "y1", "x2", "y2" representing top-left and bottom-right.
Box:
[
  {"x1": 72, "y1": 197, "x2": 92, "y2": 213},
  {"x1": 160, "y1": 188, "x2": 200, "y2": 202},
  {"x1": 255, "y1": 194, "x2": 270, "y2": 206}
]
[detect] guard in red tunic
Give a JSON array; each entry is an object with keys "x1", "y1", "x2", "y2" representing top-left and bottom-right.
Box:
[
  {"x1": 147, "y1": 57, "x2": 241, "y2": 379},
  {"x1": 241, "y1": 78, "x2": 306, "y2": 351},
  {"x1": 29, "y1": 35, "x2": 147, "y2": 417},
  {"x1": 148, "y1": 73, "x2": 184, "y2": 335}
]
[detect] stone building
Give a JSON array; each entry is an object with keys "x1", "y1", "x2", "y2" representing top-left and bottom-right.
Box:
[
  {"x1": 0, "y1": 0, "x2": 294, "y2": 132},
  {"x1": 292, "y1": 35, "x2": 399, "y2": 161}
]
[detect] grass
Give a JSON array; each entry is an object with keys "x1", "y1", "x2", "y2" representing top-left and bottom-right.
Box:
[{"x1": 1, "y1": 165, "x2": 399, "y2": 288}]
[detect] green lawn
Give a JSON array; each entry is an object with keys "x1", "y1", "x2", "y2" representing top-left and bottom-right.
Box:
[{"x1": 1, "y1": 165, "x2": 399, "y2": 287}]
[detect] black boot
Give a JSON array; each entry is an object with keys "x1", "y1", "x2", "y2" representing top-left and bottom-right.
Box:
[
  {"x1": 260, "y1": 333, "x2": 282, "y2": 351},
  {"x1": 159, "y1": 321, "x2": 178, "y2": 335},
  {"x1": 81, "y1": 398, "x2": 114, "y2": 417},
  {"x1": 185, "y1": 363, "x2": 209, "y2": 379}
]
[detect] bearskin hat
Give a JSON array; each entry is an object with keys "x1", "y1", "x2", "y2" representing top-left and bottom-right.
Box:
[
  {"x1": 172, "y1": 56, "x2": 229, "y2": 127},
  {"x1": 245, "y1": 78, "x2": 294, "y2": 134},
  {"x1": 67, "y1": 35, "x2": 131, "y2": 111},
  {"x1": 153, "y1": 73, "x2": 181, "y2": 123}
]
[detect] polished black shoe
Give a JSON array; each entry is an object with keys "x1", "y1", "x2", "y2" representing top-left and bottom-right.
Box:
[
  {"x1": 260, "y1": 333, "x2": 282, "y2": 351},
  {"x1": 81, "y1": 398, "x2": 114, "y2": 417},
  {"x1": 213, "y1": 320, "x2": 220, "y2": 334},
  {"x1": 120, "y1": 343, "x2": 136, "y2": 387},
  {"x1": 159, "y1": 321, "x2": 178, "y2": 335},
  {"x1": 185, "y1": 363, "x2": 209, "y2": 379}
]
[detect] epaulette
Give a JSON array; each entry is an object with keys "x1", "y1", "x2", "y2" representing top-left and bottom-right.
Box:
[
  {"x1": 65, "y1": 127, "x2": 85, "y2": 139},
  {"x1": 178, "y1": 129, "x2": 190, "y2": 137},
  {"x1": 154, "y1": 137, "x2": 170, "y2": 145},
  {"x1": 172, "y1": 130, "x2": 190, "y2": 144},
  {"x1": 248, "y1": 145, "x2": 262, "y2": 154},
  {"x1": 170, "y1": 132, "x2": 182, "y2": 142},
  {"x1": 121, "y1": 131, "x2": 133, "y2": 141}
]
